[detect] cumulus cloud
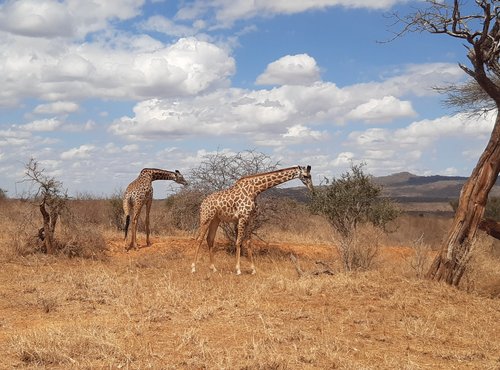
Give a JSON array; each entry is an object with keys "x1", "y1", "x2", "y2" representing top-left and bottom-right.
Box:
[
  {"x1": 110, "y1": 63, "x2": 440, "y2": 142},
  {"x1": 256, "y1": 54, "x2": 321, "y2": 86},
  {"x1": 255, "y1": 124, "x2": 329, "y2": 146},
  {"x1": 346, "y1": 63, "x2": 465, "y2": 99},
  {"x1": 0, "y1": 0, "x2": 144, "y2": 39},
  {"x1": 332, "y1": 152, "x2": 355, "y2": 167},
  {"x1": 346, "y1": 96, "x2": 416, "y2": 123},
  {"x1": 0, "y1": 35, "x2": 235, "y2": 106},
  {"x1": 34, "y1": 101, "x2": 79, "y2": 115},
  {"x1": 394, "y1": 112, "x2": 495, "y2": 145},
  {"x1": 61, "y1": 144, "x2": 95, "y2": 160},
  {"x1": 344, "y1": 111, "x2": 496, "y2": 175},
  {"x1": 0, "y1": 0, "x2": 73, "y2": 38},
  {"x1": 17, "y1": 118, "x2": 63, "y2": 132}
]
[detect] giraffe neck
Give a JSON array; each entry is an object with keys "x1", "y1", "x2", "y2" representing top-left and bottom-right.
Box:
[
  {"x1": 140, "y1": 168, "x2": 176, "y2": 182},
  {"x1": 239, "y1": 166, "x2": 300, "y2": 196}
]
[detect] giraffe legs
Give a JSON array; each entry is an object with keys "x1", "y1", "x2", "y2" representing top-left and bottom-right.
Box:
[
  {"x1": 244, "y1": 239, "x2": 256, "y2": 275},
  {"x1": 127, "y1": 213, "x2": 140, "y2": 251},
  {"x1": 192, "y1": 220, "x2": 210, "y2": 273},
  {"x1": 235, "y1": 218, "x2": 249, "y2": 275},
  {"x1": 207, "y1": 219, "x2": 219, "y2": 272},
  {"x1": 192, "y1": 218, "x2": 220, "y2": 273},
  {"x1": 126, "y1": 203, "x2": 143, "y2": 251},
  {"x1": 145, "y1": 197, "x2": 152, "y2": 247}
]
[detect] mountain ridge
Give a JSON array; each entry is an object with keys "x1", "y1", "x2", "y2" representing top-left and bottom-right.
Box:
[{"x1": 271, "y1": 172, "x2": 500, "y2": 204}]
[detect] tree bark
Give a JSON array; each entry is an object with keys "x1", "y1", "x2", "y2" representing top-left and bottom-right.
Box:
[
  {"x1": 427, "y1": 112, "x2": 500, "y2": 285},
  {"x1": 39, "y1": 201, "x2": 55, "y2": 254}
]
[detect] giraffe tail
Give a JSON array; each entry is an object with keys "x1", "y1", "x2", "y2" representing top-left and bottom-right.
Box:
[{"x1": 124, "y1": 215, "x2": 130, "y2": 240}]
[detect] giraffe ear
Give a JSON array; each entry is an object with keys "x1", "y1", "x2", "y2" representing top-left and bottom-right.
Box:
[
  {"x1": 175, "y1": 170, "x2": 180, "y2": 174},
  {"x1": 306, "y1": 165, "x2": 311, "y2": 173}
]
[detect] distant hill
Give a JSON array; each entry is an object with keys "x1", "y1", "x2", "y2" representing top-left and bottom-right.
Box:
[{"x1": 271, "y1": 172, "x2": 500, "y2": 204}]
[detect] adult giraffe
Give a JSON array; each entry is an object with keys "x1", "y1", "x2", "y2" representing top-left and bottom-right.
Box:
[
  {"x1": 192, "y1": 165, "x2": 313, "y2": 275},
  {"x1": 123, "y1": 168, "x2": 188, "y2": 251}
]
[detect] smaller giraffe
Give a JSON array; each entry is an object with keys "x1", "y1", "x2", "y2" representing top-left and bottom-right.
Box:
[
  {"x1": 123, "y1": 168, "x2": 188, "y2": 251},
  {"x1": 192, "y1": 165, "x2": 313, "y2": 275}
]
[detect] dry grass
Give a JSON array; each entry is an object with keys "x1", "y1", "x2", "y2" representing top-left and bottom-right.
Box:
[{"x1": 0, "y1": 199, "x2": 499, "y2": 369}]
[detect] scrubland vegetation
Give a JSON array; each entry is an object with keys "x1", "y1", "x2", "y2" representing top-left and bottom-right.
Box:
[{"x1": 0, "y1": 193, "x2": 499, "y2": 369}]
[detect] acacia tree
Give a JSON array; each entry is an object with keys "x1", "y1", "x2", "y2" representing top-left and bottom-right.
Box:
[
  {"x1": 396, "y1": 0, "x2": 500, "y2": 285},
  {"x1": 171, "y1": 149, "x2": 280, "y2": 243},
  {"x1": 23, "y1": 158, "x2": 68, "y2": 254}
]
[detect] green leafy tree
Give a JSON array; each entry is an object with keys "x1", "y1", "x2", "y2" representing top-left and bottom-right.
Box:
[{"x1": 310, "y1": 163, "x2": 400, "y2": 270}]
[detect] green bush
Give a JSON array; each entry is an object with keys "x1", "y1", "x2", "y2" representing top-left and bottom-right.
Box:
[{"x1": 310, "y1": 163, "x2": 400, "y2": 270}]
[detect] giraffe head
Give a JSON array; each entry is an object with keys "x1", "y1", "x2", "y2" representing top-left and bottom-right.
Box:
[
  {"x1": 298, "y1": 165, "x2": 314, "y2": 192},
  {"x1": 174, "y1": 170, "x2": 189, "y2": 186}
]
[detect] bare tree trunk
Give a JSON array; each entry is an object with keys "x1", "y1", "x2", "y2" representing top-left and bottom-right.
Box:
[
  {"x1": 39, "y1": 201, "x2": 55, "y2": 254},
  {"x1": 427, "y1": 113, "x2": 500, "y2": 285}
]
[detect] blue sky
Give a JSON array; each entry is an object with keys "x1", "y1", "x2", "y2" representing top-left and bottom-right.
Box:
[{"x1": 0, "y1": 0, "x2": 495, "y2": 197}]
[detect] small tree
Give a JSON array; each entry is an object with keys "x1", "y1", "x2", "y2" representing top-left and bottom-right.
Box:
[
  {"x1": 310, "y1": 163, "x2": 400, "y2": 270},
  {"x1": 23, "y1": 158, "x2": 68, "y2": 254}
]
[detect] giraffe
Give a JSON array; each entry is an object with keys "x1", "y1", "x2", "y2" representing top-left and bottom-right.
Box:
[
  {"x1": 191, "y1": 165, "x2": 313, "y2": 275},
  {"x1": 123, "y1": 168, "x2": 188, "y2": 251}
]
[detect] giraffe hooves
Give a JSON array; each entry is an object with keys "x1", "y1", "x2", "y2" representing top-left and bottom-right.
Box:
[
  {"x1": 210, "y1": 265, "x2": 217, "y2": 273},
  {"x1": 235, "y1": 269, "x2": 241, "y2": 275},
  {"x1": 191, "y1": 263, "x2": 196, "y2": 273}
]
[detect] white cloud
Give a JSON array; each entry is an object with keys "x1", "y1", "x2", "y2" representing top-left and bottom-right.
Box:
[
  {"x1": 123, "y1": 144, "x2": 139, "y2": 152},
  {"x1": 140, "y1": 15, "x2": 204, "y2": 38},
  {"x1": 345, "y1": 63, "x2": 465, "y2": 99},
  {"x1": 64, "y1": 120, "x2": 96, "y2": 132},
  {"x1": 0, "y1": 129, "x2": 32, "y2": 147},
  {"x1": 443, "y1": 167, "x2": 458, "y2": 176},
  {"x1": 364, "y1": 149, "x2": 395, "y2": 160},
  {"x1": 0, "y1": 0, "x2": 73, "y2": 38},
  {"x1": 346, "y1": 96, "x2": 416, "y2": 124},
  {"x1": 256, "y1": 124, "x2": 328, "y2": 146},
  {"x1": 394, "y1": 112, "x2": 495, "y2": 145},
  {"x1": 110, "y1": 64, "x2": 456, "y2": 142},
  {"x1": 348, "y1": 112, "x2": 495, "y2": 151},
  {"x1": 343, "y1": 111, "x2": 497, "y2": 176},
  {"x1": 283, "y1": 124, "x2": 325, "y2": 140},
  {"x1": 177, "y1": 0, "x2": 406, "y2": 26},
  {"x1": 0, "y1": 35, "x2": 235, "y2": 106},
  {"x1": 17, "y1": 118, "x2": 63, "y2": 132},
  {"x1": 332, "y1": 152, "x2": 355, "y2": 167},
  {"x1": 0, "y1": 0, "x2": 144, "y2": 39},
  {"x1": 61, "y1": 144, "x2": 95, "y2": 160},
  {"x1": 34, "y1": 101, "x2": 79, "y2": 115},
  {"x1": 256, "y1": 54, "x2": 321, "y2": 86}
]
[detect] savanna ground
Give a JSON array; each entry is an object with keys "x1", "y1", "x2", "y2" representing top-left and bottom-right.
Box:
[{"x1": 0, "y1": 198, "x2": 499, "y2": 369}]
